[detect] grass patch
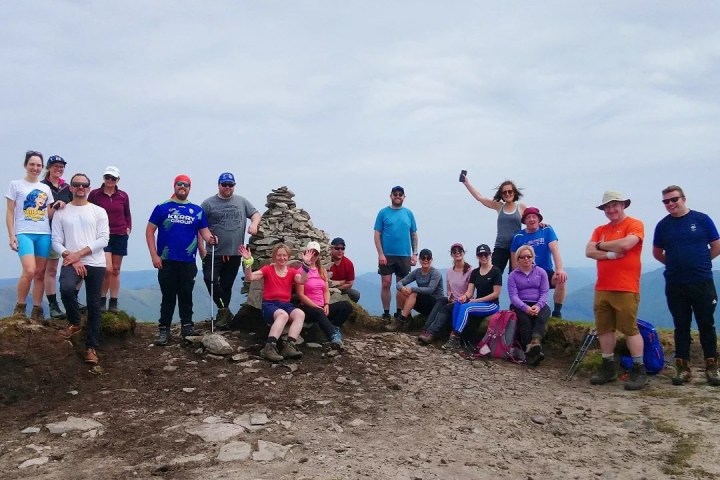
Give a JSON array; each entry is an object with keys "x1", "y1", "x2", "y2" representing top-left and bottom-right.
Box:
[
  {"x1": 663, "y1": 433, "x2": 701, "y2": 475},
  {"x1": 101, "y1": 311, "x2": 137, "y2": 336}
]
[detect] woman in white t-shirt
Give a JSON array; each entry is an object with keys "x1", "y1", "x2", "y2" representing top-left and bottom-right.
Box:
[{"x1": 5, "y1": 151, "x2": 57, "y2": 321}]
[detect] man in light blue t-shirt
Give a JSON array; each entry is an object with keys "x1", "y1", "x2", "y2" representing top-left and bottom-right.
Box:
[
  {"x1": 373, "y1": 185, "x2": 418, "y2": 323},
  {"x1": 510, "y1": 207, "x2": 568, "y2": 318}
]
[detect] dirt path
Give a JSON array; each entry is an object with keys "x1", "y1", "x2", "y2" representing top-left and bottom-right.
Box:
[{"x1": 1, "y1": 322, "x2": 718, "y2": 479}]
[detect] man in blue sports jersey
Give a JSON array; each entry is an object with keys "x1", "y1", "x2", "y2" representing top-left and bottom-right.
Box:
[{"x1": 146, "y1": 174, "x2": 217, "y2": 346}]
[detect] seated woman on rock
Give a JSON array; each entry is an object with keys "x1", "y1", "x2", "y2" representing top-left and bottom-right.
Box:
[
  {"x1": 507, "y1": 245, "x2": 551, "y2": 367},
  {"x1": 386, "y1": 248, "x2": 444, "y2": 332},
  {"x1": 444, "y1": 244, "x2": 502, "y2": 351},
  {"x1": 239, "y1": 243, "x2": 316, "y2": 362},
  {"x1": 418, "y1": 243, "x2": 472, "y2": 344},
  {"x1": 296, "y1": 241, "x2": 353, "y2": 350}
]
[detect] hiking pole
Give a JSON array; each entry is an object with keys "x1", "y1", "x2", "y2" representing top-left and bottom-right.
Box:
[
  {"x1": 565, "y1": 328, "x2": 597, "y2": 381},
  {"x1": 210, "y1": 244, "x2": 215, "y2": 333}
]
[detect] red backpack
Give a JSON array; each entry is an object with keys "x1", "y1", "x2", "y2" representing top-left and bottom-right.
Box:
[{"x1": 473, "y1": 310, "x2": 526, "y2": 363}]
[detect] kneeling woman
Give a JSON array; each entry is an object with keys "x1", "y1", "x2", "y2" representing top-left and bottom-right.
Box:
[
  {"x1": 508, "y1": 245, "x2": 551, "y2": 366},
  {"x1": 240, "y1": 243, "x2": 316, "y2": 362},
  {"x1": 296, "y1": 241, "x2": 352, "y2": 349}
]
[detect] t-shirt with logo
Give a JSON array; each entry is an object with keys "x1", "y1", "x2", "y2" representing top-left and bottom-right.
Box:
[
  {"x1": 468, "y1": 266, "x2": 502, "y2": 305},
  {"x1": 510, "y1": 226, "x2": 559, "y2": 272},
  {"x1": 148, "y1": 199, "x2": 208, "y2": 262},
  {"x1": 5, "y1": 179, "x2": 54, "y2": 235},
  {"x1": 653, "y1": 210, "x2": 719, "y2": 285}
]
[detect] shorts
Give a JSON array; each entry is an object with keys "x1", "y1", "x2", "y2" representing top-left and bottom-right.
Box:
[
  {"x1": 543, "y1": 269, "x2": 556, "y2": 289},
  {"x1": 17, "y1": 233, "x2": 51, "y2": 258},
  {"x1": 378, "y1": 255, "x2": 411, "y2": 278},
  {"x1": 413, "y1": 293, "x2": 438, "y2": 316},
  {"x1": 593, "y1": 291, "x2": 640, "y2": 336},
  {"x1": 262, "y1": 300, "x2": 300, "y2": 325},
  {"x1": 104, "y1": 234, "x2": 129, "y2": 256}
]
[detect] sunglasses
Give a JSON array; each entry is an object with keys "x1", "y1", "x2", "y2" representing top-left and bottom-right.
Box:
[
  {"x1": 518, "y1": 254, "x2": 533, "y2": 260},
  {"x1": 71, "y1": 182, "x2": 90, "y2": 188},
  {"x1": 176, "y1": 181, "x2": 191, "y2": 188},
  {"x1": 392, "y1": 192, "x2": 404, "y2": 197},
  {"x1": 104, "y1": 175, "x2": 118, "y2": 181},
  {"x1": 451, "y1": 248, "x2": 463, "y2": 254},
  {"x1": 420, "y1": 255, "x2": 432, "y2": 261},
  {"x1": 332, "y1": 246, "x2": 345, "y2": 250},
  {"x1": 220, "y1": 182, "x2": 235, "y2": 188},
  {"x1": 662, "y1": 196, "x2": 683, "y2": 205},
  {"x1": 477, "y1": 252, "x2": 490, "y2": 257},
  {"x1": 502, "y1": 189, "x2": 514, "y2": 195}
]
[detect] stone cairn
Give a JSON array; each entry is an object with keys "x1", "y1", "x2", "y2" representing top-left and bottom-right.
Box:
[{"x1": 244, "y1": 186, "x2": 330, "y2": 309}]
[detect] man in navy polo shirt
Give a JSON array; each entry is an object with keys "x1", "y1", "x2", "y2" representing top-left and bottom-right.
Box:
[{"x1": 653, "y1": 185, "x2": 720, "y2": 386}]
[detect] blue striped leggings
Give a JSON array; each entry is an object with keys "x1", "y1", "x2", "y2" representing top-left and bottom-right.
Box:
[{"x1": 451, "y1": 300, "x2": 499, "y2": 333}]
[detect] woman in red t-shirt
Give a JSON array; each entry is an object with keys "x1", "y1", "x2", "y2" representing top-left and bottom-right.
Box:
[{"x1": 240, "y1": 243, "x2": 316, "y2": 362}]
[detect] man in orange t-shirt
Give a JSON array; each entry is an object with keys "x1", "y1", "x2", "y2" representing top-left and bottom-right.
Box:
[{"x1": 585, "y1": 191, "x2": 647, "y2": 391}]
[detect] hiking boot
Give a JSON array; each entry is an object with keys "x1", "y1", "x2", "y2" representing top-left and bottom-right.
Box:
[
  {"x1": 705, "y1": 358, "x2": 720, "y2": 386},
  {"x1": 385, "y1": 315, "x2": 407, "y2": 332},
  {"x1": 381, "y1": 312, "x2": 392, "y2": 324},
  {"x1": 280, "y1": 340, "x2": 303, "y2": 359},
  {"x1": 181, "y1": 324, "x2": 197, "y2": 337},
  {"x1": 215, "y1": 308, "x2": 233, "y2": 330},
  {"x1": 154, "y1": 327, "x2": 171, "y2": 346},
  {"x1": 30, "y1": 305, "x2": 45, "y2": 322},
  {"x1": 590, "y1": 358, "x2": 618, "y2": 385},
  {"x1": 671, "y1": 358, "x2": 692, "y2": 386},
  {"x1": 260, "y1": 343, "x2": 284, "y2": 362},
  {"x1": 418, "y1": 331, "x2": 434, "y2": 345},
  {"x1": 100, "y1": 297, "x2": 107, "y2": 313},
  {"x1": 108, "y1": 298, "x2": 119, "y2": 313},
  {"x1": 551, "y1": 311, "x2": 562, "y2": 319},
  {"x1": 85, "y1": 348, "x2": 99, "y2": 365},
  {"x1": 624, "y1": 363, "x2": 648, "y2": 391},
  {"x1": 526, "y1": 343, "x2": 545, "y2": 367},
  {"x1": 59, "y1": 323, "x2": 83, "y2": 339},
  {"x1": 12, "y1": 303, "x2": 27, "y2": 318},
  {"x1": 330, "y1": 327, "x2": 344, "y2": 350},
  {"x1": 442, "y1": 334, "x2": 462, "y2": 351},
  {"x1": 48, "y1": 301, "x2": 66, "y2": 320}
]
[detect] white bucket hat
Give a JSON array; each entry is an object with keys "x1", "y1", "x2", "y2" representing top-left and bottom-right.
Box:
[{"x1": 597, "y1": 190, "x2": 631, "y2": 210}]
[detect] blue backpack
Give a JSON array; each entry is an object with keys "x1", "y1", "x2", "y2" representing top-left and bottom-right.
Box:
[{"x1": 620, "y1": 319, "x2": 665, "y2": 374}]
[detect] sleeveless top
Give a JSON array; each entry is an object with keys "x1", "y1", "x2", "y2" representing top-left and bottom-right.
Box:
[{"x1": 495, "y1": 203, "x2": 521, "y2": 249}]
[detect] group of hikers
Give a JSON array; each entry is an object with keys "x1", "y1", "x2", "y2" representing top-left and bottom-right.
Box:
[{"x1": 6, "y1": 151, "x2": 720, "y2": 391}]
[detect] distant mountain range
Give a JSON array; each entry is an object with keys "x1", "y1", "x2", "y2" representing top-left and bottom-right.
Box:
[{"x1": 2, "y1": 267, "x2": 719, "y2": 331}]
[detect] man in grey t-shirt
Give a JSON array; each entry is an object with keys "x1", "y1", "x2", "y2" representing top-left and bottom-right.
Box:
[{"x1": 199, "y1": 172, "x2": 260, "y2": 328}]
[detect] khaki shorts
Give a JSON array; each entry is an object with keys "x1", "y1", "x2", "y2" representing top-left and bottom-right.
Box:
[{"x1": 593, "y1": 291, "x2": 640, "y2": 336}]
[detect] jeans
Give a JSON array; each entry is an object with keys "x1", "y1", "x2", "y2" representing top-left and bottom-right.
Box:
[
  {"x1": 511, "y1": 302, "x2": 551, "y2": 349},
  {"x1": 423, "y1": 297, "x2": 453, "y2": 336},
  {"x1": 59, "y1": 264, "x2": 104, "y2": 348},
  {"x1": 202, "y1": 254, "x2": 241, "y2": 309},
  {"x1": 158, "y1": 260, "x2": 197, "y2": 328},
  {"x1": 300, "y1": 301, "x2": 353, "y2": 340},
  {"x1": 666, "y1": 280, "x2": 718, "y2": 360}
]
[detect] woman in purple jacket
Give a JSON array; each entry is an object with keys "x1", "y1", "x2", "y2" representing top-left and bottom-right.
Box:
[{"x1": 507, "y1": 245, "x2": 550, "y2": 366}]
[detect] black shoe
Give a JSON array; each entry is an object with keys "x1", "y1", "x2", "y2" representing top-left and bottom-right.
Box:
[
  {"x1": 181, "y1": 324, "x2": 197, "y2": 337},
  {"x1": 108, "y1": 298, "x2": 119, "y2": 313},
  {"x1": 155, "y1": 327, "x2": 170, "y2": 346},
  {"x1": 48, "y1": 301, "x2": 66, "y2": 320},
  {"x1": 381, "y1": 313, "x2": 392, "y2": 324},
  {"x1": 385, "y1": 315, "x2": 407, "y2": 332},
  {"x1": 100, "y1": 297, "x2": 107, "y2": 313},
  {"x1": 551, "y1": 311, "x2": 562, "y2": 319},
  {"x1": 526, "y1": 344, "x2": 544, "y2": 367}
]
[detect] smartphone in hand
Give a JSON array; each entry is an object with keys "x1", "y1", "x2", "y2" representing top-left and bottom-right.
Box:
[{"x1": 459, "y1": 169, "x2": 467, "y2": 182}]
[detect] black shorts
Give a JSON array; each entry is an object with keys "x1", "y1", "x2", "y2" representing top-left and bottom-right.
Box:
[
  {"x1": 104, "y1": 234, "x2": 129, "y2": 256},
  {"x1": 543, "y1": 269, "x2": 556, "y2": 289},
  {"x1": 378, "y1": 255, "x2": 411, "y2": 278}
]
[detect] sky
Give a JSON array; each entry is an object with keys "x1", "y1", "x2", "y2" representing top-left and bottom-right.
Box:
[{"x1": 3, "y1": 1, "x2": 720, "y2": 278}]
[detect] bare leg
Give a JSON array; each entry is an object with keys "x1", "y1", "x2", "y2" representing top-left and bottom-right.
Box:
[
  {"x1": 31, "y1": 256, "x2": 47, "y2": 306},
  {"x1": 380, "y1": 274, "x2": 392, "y2": 310},
  {"x1": 17, "y1": 255, "x2": 36, "y2": 303},
  {"x1": 287, "y1": 309, "x2": 305, "y2": 338},
  {"x1": 554, "y1": 281, "x2": 566, "y2": 305},
  {"x1": 269, "y1": 311, "x2": 290, "y2": 338},
  {"x1": 401, "y1": 292, "x2": 417, "y2": 317},
  {"x1": 626, "y1": 333, "x2": 644, "y2": 357},
  {"x1": 597, "y1": 331, "x2": 617, "y2": 355},
  {"x1": 101, "y1": 252, "x2": 112, "y2": 297},
  {"x1": 44, "y1": 258, "x2": 59, "y2": 296},
  {"x1": 109, "y1": 254, "x2": 123, "y2": 297}
]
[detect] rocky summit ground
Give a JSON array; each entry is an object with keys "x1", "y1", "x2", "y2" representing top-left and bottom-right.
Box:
[{"x1": 1, "y1": 316, "x2": 719, "y2": 480}]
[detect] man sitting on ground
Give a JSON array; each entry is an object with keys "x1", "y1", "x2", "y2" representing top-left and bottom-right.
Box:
[{"x1": 328, "y1": 237, "x2": 360, "y2": 302}]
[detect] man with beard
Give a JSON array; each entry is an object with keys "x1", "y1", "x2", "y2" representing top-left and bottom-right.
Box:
[
  {"x1": 328, "y1": 237, "x2": 360, "y2": 302},
  {"x1": 199, "y1": 172, "x2": 260, "y2": 329},
  {"x1": 374, "y1": 185, "x2": 418, "y2": 324},
  {"x1": 146, "y1": 175, "x2": 217, "y2": 346}
]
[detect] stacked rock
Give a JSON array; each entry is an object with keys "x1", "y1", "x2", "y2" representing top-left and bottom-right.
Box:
[{"x1": 245, "y1": 186, "x2": 331, "y2": 308}]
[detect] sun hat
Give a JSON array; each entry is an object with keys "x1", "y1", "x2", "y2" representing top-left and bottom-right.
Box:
[
  {"x1": 521, "y1": 207, "x2": 543, "y2": 224},
  {"x1": 596, "y1": 191, "x2": 631, "y2": 210}
]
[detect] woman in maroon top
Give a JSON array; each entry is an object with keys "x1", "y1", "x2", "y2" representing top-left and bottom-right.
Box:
[{"x1": 88, "y1": 166, "x2": 131, "y2": 313}]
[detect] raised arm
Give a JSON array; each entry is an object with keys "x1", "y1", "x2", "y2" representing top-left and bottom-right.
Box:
[{"x1": 462, "y1": 177, "x2": 501, "y2": 211}]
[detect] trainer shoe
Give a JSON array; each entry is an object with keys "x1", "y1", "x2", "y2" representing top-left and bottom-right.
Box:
[
  {"x1": 442, "y1": 334, "x2": 462, "y2": 351},
  {"x1": 85, "y1": 348, "x2": 99, "y2": 365},
  {"x1": 59, "y1": 323, "x2": 83, "y2": 339},
  {"x1": 330, "y1": 327, "x2": 344, "y2": 350},
  {"x1": 154, "y1": 327, "x2": 171, "y2": 346},
  {"x1": 590, "y1": 358, "x2": 618, "y2": 385},
  {"x1": 12, "y1": 303, "x2": 27, "y2": 318},
  {"x1": 672, "y1": 358, "x2": 692, "y2": 386},
  {"x1": 280, "y1": 340, "x2": 303, "y2": 359},
  {"x1": 624, "y1": 363, "x2": 648, "y2": 391},
  {"x1": 108, "y1": 298, "x2": 119, "y2": 313},
  {"x1": 260, "y1": 343, "x2": 284, "y2": 362},
  {"x1": 48, "y1": 301, "x2": 66, "y2": 320},
  {"x1": 705, "y1": 358, "x2": 720, "y2": 386}
]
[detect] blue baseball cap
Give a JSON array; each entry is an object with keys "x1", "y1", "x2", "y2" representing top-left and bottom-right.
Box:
[{"x1": 218, "y1": 172, "x2": 235, "y2": 184}]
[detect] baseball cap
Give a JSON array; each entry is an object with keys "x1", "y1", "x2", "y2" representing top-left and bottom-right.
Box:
[
  {"x1": 419, "y1": 248, "x2": 432, "y2": 259},
  {"x1": 450, "y1": 243, "x2": 464, "y2": 252},
  {"x1": 330, "y1": 237, "x2": 346, "y2": 246},
  {"x1": 174, "y1": 174, "x2": 191, "y2": 185},
  {"x1": 391, "y1": 185, "x2": 405, "y2": 194},
  {"x1": 218, "y1": 172, "x2": 235, "y2": 184},
  {"x1": 306, "y1": 241, "x2": 321, "y2": 253},
  {"x1": 476, "y1": 244, "x2": 491, "y2": 255},
  {"x1": 103, "y1": 166, "x2": 120, "y2": 178},
  {"x1": 47, "y1": 155, "x2": 66, "y2": 166},
  {"x1": 521, "y1": 207, "x2": 543, "y2": 224},
  {"x1": 596, "y1": 190, "x2": 631, "y2": 210}
]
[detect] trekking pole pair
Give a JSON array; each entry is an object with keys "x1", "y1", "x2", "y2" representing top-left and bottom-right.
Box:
[{"x1": 565, "y1": 328, "x2": 597, "y2": 381}]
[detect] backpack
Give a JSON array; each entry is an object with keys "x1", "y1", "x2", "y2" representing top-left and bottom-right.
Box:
[
  {"x1": 619, "y1": 319, "x2": 665, "y2": 374},
  {"x1": 473, "y1": 310, "x2": 526, "y2": 362}
]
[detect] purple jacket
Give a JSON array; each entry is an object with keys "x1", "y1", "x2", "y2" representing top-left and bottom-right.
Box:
[
  {"x1": 507, "y1": 266, "x2": 549, "y2": 312},
  {"x1": 88, "y1": 187, "x2": 132, "y2": 235}
]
